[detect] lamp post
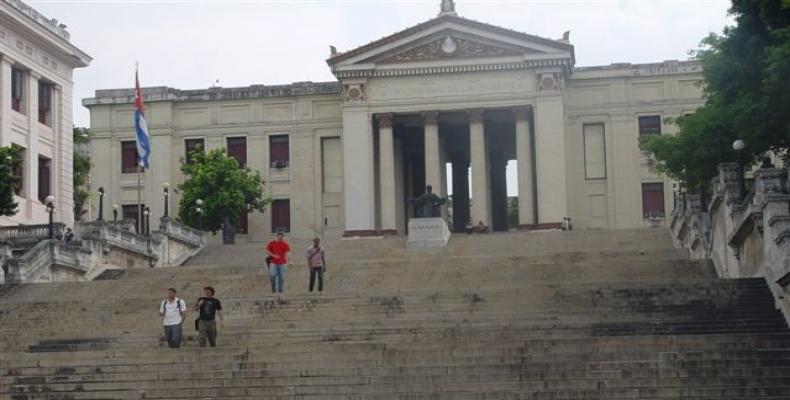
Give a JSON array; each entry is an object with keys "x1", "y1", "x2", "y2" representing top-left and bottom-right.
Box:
[
  {"x1": 733, "y1": 139, "x2": 746, "y2": 202},
  {"x1": 97, "y1": 187, "x2": 105, "y2": 221},
  {"x1": 163, "y1": 182, "x2": 170, "y2": 218},
  {"x1": 196, "y1": 199, "x2": 203, "y2": 231},
  {"x1": 45, "y1": 195, "x2": 55, "y2": 239},
  {"x1": 112, "y1": 204, "x2": 118, "y2": 222},
  {"x1": 144, "y1": 207, "x2": 151, "y2": 236}
]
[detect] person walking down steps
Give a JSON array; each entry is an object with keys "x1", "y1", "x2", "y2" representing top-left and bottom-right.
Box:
[
  {"x1": 305, "y1": 237, "x2": 327, "y2": 293},
  {"x1": 195, "y1": 286, "x2": 223, "y2": 348},
  {"x1": 266, "y1": 231, "x2": 291, "y2": 295},
  {"x1": 159, "y1": 288, "x2": 186, "y2": 348}
]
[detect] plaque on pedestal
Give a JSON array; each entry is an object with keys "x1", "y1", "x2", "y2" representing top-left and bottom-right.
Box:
[{"x1": 407, "y1": 218, "x2": 451, "y2": 249}]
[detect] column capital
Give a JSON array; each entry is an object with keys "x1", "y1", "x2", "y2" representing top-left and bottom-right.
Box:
[
  {"x1": 421, "y1": 110, "x2": 439, "y2": 126},
  {"x1": 513, "y1": 106, "x2": 532, "y2": 121},
  {"x1": 467, "y1": 108, "x2": 484, "y2": 124},
  {"x1": 375, "y1": 113, "x2": 393, "y2": 129}
]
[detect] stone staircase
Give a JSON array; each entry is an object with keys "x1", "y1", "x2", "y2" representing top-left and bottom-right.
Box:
[{"x1": 2, "y1": 228, "x2": 790, "y2": 399}]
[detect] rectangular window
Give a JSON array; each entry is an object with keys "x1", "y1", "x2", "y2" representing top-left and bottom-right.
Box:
[
  {"x1": 641, "y1": 182, "x2": 665, "y2": 219},
  {"x1": 122, "y1": 204, "x2": 146, "y2": 234},
  {"x1": 11, "y1": 67, "x2": 24, "y2": 113},
  {"x1": 583, "y1": 123, "x2": 606, "y2": 180},
  {"x1": 237, "y1": 210, "x2": 249, "y2": 234},
  {"x1": 38, "y1": 81, "x2": 53, "y2": 126},
  {"x1": 322, "y1": 137, "x2": 342, "y2": 193},
  {"x1": 121, "y1": 141, "x2": 138, "y2": 173},
  {"x1": 226, "y1": 137, "x2": 247, "y2": 168},
  {"x1": 37, "y1": 156, "x2": 51, "y2": 203},
  {"x1": 184, "y1": 138, "x2": 204, "y2": 164},
  {"x1": 269, "y1": 135, "x2": 289, "y2": 168},
  {"x1": 638, "y1": 115, "x2": 661, "y2": 135},
  {"x1": 271, "y1": 199, "x2": 290, "y2": 233},
  {"x1": 14, "y1": 147, "x2": 25, "y2": 196}
]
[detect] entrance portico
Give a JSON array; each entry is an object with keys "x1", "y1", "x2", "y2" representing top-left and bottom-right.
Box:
[{"x1": 327, "y1": 6, "x2": 574, "y2": 236}]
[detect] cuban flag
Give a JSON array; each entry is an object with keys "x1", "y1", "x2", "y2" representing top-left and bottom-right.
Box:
[{"x1": 134, "y1": 69, "x2": 151, "y2": 169}]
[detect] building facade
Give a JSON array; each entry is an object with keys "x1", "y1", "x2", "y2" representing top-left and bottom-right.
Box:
[
  {"x1": 84, "y1": 2, "x2": 703, "y2": 240},
  {"x1": 0, "y1": 0, "x2": 91, "y2": 227}
]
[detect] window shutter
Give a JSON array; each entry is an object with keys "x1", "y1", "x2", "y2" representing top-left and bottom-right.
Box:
[
  {"x1": 269, "y1": 135, "x2": 289, "y2": 166},
  {"x1": 227, "y1": 137, "x2": 247, "y2": 168}
]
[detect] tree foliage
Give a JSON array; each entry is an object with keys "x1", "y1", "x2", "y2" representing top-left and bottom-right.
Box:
[
  {"x1": 0, "y1": 145, "x2": 22, "y2": 217},
  {"x1": 640, "y1": 0, "x2": 790, "y2": 190},
  {"x1": 73, "y1": 127, "x2": 91, "y2": 221},
  {"x1": 177, "y1": 148, "x2": 268, "y2": 236}
]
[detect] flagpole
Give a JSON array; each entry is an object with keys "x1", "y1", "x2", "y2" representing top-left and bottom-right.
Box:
[{"x1": 137, "y1": 166, "x2": 142, "y2": 234}]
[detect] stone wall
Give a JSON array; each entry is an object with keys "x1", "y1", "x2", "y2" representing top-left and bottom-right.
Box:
[{"x1": 671, "y1": 162, "x2": 790, "y2": 323}]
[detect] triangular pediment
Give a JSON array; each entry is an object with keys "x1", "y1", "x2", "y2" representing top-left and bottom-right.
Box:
[{"x1": 327, "y1": 14, "x2": 574, "y2": 73}]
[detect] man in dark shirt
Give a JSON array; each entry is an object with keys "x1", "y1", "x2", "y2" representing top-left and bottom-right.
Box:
[{"x1": 195, "y1": 286, "x2": 223, "y2": 347}]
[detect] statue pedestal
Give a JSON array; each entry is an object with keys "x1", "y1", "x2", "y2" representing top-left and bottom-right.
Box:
[{"x1": 407, "y1": 218, "x2": 451, "y2": 249}]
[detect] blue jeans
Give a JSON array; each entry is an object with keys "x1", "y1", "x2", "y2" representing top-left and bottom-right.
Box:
[{"x1": 269, "y1": 263, "x2": 287, "y2": 293}]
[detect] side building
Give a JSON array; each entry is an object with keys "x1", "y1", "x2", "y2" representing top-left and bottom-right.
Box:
[
  {"x1": 83, "y1": 7, "x2": 703, "y2": 240},
  {"x1": 0, "y1": 0, "x2": 92, "y2": 227}
]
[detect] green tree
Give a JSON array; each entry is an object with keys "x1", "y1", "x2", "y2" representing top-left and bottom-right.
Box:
[
  {"x1": 0, "y1": 145, "x2": 22, "y2": 217},
  {"x1": 640, "y1": 0, "x2": 790, "y2": 191},
  {"x1": 73, "y1": 127, "x2": 91, "y2": 221},
  {"x1": 177, "y1": 148, "x2": 268, "y2": 244}
]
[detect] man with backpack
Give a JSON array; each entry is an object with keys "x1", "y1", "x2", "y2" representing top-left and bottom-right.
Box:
[
  {"x1": 159, "y1": 288, "x2": 186, "y2": 348},
  {"x1": 305, "y1": 237, "x2": 326, "y2": 293},
  {"x1": 195, "y1": 286, "x2": 223, "y2": 348}
]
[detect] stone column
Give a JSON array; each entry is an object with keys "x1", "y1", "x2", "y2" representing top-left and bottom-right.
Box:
[
  {"x1": 377, "y1": 113, "x2": 397, "y2": 234},
  {"x1": 468, "y1": 109, "x2": 491, "y2": 227},
  {"x1": 534, "y1": 96, "x2": 567, "y2": 227},
  {"x1": 423, "y1": 111, "x2": 442, "y2": 196},
  {"x1": 451, "y1": 153, "x2": 470, "y2": 232},
  {"x1": 0, "y1": 55, "x2": 13, "y2": 147},
  {"x1": 342, "y1": 108, "x2": 376, "y2": 236},
  {"x1": 514, "y1": 106, "x2": 535, "y2": 227}
]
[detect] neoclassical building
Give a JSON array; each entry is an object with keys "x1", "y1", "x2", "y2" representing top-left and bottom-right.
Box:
[
  {"x1": 84, "y1": 1, "x2": 703, "y2": 240},
  {"x1": 0, "y1": 0, "x2": 91, "y2": 227}
]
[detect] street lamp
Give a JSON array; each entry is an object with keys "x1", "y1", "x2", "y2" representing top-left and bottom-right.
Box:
[
  {"x1": 163, "y1": 182, "x2": 170, "y2": 218},
  {"x1": 733, "y1": 139, "x2": 746, "y2": 202},
  {"x1": 196, "y1": 199, "x2": 204, "y2": 231},
  {"x1": 112, "y1": 204, "x2": 119, "y2": 222},
  {"x1": 97, "y1": 187, "x2": 105, "y2": 221},
  {"x1": 45, "y1": 195, "x2": 55, "y2": 239},
  {"x1": 143, "y1": 207, "x2": 151, "y2": 236}
]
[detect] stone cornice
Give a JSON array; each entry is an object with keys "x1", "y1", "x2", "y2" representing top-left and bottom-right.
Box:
[
  {"x1": 83, "y1": 81, "x2": 343, "y2": 106},
  {"x1": 334, "y1": 58, "x2": 571, "y2": 79}
]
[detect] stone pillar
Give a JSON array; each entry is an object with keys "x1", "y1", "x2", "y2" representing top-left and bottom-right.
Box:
[
  {"x1": 490, "y1": 152, "x2": 508, "y2": 231},
  {"x1": 377, "y1": 113, "x2": 397, "y2": 234},
  {"x1": 342, "y1": 108, "x2": 376, "y2": 236},
  {"x1": 514, "y1": 106, "x2": 535, "y2": 227},
  {"x1": 451, "y1": 153, "x2": 470, "y2": 232},
  {"x1": 0, "y1": 55, "x2": 13, "y2": 147},
  {"x1": 534, "y1": 96, "x2": 567, "y2": 227},
  {"x1": 468, "y1": 109, "x2": 491, "y2": 227},
  {"x1": 423, "y1": 111, "x2": 442, "y2": 196},
  {"x1": 718, "y1": 162, "x2": 741, "y2": 206}
]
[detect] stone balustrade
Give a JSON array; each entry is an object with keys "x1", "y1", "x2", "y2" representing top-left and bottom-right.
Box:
[
  {"x1": 0, "y1": 223, "x2": 66, "y2": 243},
  {"x1": 671, "y1": 163, "x2": 790, "y2": 323},
  {"x1": 2, "y1": 218, "x2": 206, "y2": 284}
]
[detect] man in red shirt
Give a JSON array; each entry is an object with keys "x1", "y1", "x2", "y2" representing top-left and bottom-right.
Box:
[{"x1": 266, "y1": 231, "x2": 291, "y2": 294}]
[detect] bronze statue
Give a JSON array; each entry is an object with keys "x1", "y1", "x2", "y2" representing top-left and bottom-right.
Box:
[{"x1": 409, "y1": 185, "x2": 447, "y2": 218}]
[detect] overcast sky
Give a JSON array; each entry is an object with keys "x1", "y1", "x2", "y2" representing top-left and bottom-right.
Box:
[{"x1": 30, "y1": 0, "x2": 733, "y2": 128}]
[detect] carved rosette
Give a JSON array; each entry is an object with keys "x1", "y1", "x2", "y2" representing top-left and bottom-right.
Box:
[
  {"x1": 536, "y1": 72, "x2": 564, "y2": 92},
  {"x1": 467, "y1": 109, "x2": 484, "y2": 124},
  {"x1": 422, "y1": 111, "x2": 439, "y2": 126},
  {"x1": 343, "y1": 83, "x2": 366, "y2": 103},
  {"x1": 376, "y1": 113, "x2": 393, "y2": 129}
]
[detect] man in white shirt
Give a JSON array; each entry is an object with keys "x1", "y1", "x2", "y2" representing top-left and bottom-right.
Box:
[{"x1": 159, "y1": 288, "x2": 186, "y2": 348}]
